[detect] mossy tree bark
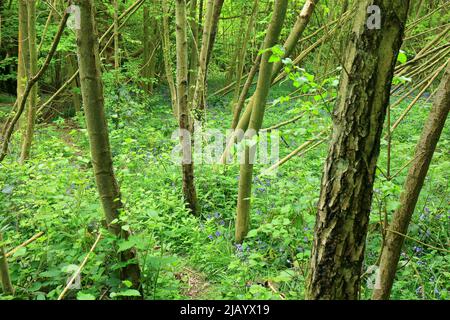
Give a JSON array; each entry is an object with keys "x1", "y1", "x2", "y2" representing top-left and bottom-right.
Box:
[
  {"x1": 20, "y1": 0, "x2": 37, "y2": 163},
  {"x1": 175, "y1": 0, "x2": 198, "y2": 214},
  {"x1": 306, "y1": 0, "x2": 410, "y2": 300},
  {"x1": 372, "y1": 61, "x2": 450, "y2": 300},
  {"x1": 235, "y1": 0, "x2": 289, "y2": 243},
  {"x1": 74, "y1": 0, "x2": 141, "y2": 290}
]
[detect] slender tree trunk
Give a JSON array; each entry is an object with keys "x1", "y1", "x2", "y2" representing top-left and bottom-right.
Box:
[
  {"x1": 17, "y1": 0, "x2": 29, "y2": 129},
  {"x1": 231, "y1": 0, "x2": 317, "y2": 130},
  {"x1": 68, "y1": 55, "x2": 81, "y2": 113},
  {"x1": 231, "y1": 0, "x2": 259, "y2": 110},
  {"x1": 20, "y1": 0, "x2": 37, "y2": 163},
  {"x1": 225, "y1": 9, "x2": 246, "y2": 85},
  {"x1": 0, "y1": 233, "x2": 14, "y2": 295},
  {"x1": 372, "y1": 61, "x2": 450, "y2": 300},
  {"x1": 114, "y1": 0, "x2": 120, "y2": 74},
  {"x1": 142, "y1": 1, "x2": 158, "y2": 94},
  {"x1": 191, "y1": 0, "x2": 215, "y2": 118},
  {"x1": 205, "y1": 0, "x2": 225, "y2": 68},
  {"x1": 230, "y1": 54, "x2": 260, "y2": 130},
  {"x1": 306, "y1": 0, "x2": 410, "y2": 300},
  {"x1": 74, "y1": 0, "x2": 141, "y2": 291},
  {"x1": 161, "y1": 0, "x2": 177, "y2": 116},
  {"x1": 271, "y1": 0, "x2": 317, "y2": 78},
  {"x1": 188, "y1": 0, "x2": 199, "y2": 102},
  {"x1": 142, "y1": 4, "x2": 151, "y2": 92},
  {"x1": 235, "y1": 0, "x2": 288, "y2": 243},
  {"x1": 175, "y1": 0, "x2": 198, "y2": 215}
]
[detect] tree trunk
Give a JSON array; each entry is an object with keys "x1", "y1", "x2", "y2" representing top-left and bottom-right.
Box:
[
  {"x1": 114, "y1": 0, "x2": 120, "y2": 74},
  {"x1": 205, "y1": 0, "x2": 225, "y2": 68},
  {"x1": 235, "y1": 0, "x2": 288, "y2": 243},
  {"x1": 17, "y1": 0, "x2": 29, "y2": 129},
  {"x1": 161, "y1": 0, "x2": 177, "y2": 116},
  {"x1": 231, "y1": 0, "x2": 259, "y2": 110},
  {"x1": 271, "y1": 0, "x2": 317, "y2": 78},
  {"x1": 175, "y1": 0, "x2": 198, "y2": 215},
  {"x1": 188, "y1": 0, "x2": 199, "y2": 102},
  {"x1": 142, "y1": 2, "x2": 158, "y2": 94},
  {"x1": 68, "y1": 54, "x2": 81, "y2": 113},
  {"x1": 74, "y1": 0, "x2": 141, "y2": 291},
  {"x1": 190, "y1": 0, "x2": 215, "y2": 118},
  {"x1": 225, "y1": 9, "x2": 246, "y2": 85},
  {"x1": 20, "y1": 0, "x2": 37, "y2": 163},
  {"x1": 0, "y1": 233, "x2": 14, "y2": 295},
  {"x1": 372, "y1": 61, "x2": 450, "y2": 300},
  {"x1": 230, "y1": 0, "x2": 317, "y2": 130},
  {"x1": 306, "y1": 0, "x2": 410, "y2": 300}
]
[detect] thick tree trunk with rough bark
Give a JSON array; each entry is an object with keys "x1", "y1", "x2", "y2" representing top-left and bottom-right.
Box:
[
  {"x1": 235, "y1": 0, "x2": 288, "y2": 243},
  {"x1": 175, "y1": 0, "x2": 198, "y2": 215},
  {"x1": 75, "y1": 0, "x2": 141, "y2": 290},
  {"x1": 306, "y1": 0, "x2": 410, "y2": 300},
  {"x1": 372, "y1": 61, "x2": 450, "y2": 300}
]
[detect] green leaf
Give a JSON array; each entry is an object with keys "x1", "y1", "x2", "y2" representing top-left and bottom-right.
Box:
[
  {"x1": 397, "y1": 50, "x2": 407, "y2": 64},
  {"x1": 77, "y1": 292, "x2": 96, "y2": 300},
  {"x1": 247, "y1": 229, "x2": 258, "y2": 238},
  {"x1": 12, "y1": 247, "x2": 27, "y2": 258},
  {"x1": 110, "y1": 289, "x2": 141, "y2": 298}
]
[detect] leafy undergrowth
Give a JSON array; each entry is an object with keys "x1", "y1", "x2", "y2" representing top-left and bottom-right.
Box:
[{"x1": 0, "y1": 82, "x2": 448, "y2": 300}]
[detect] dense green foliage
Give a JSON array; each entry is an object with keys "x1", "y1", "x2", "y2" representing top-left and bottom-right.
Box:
[{"x1": 0, "y1": 0, "x2": 449, "y2": 300}]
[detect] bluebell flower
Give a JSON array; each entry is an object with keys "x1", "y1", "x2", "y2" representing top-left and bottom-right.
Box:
[
  {"x1": 214, "y1": 212, "x2": 221, "y2": 219},
  {"x1": 2, "y1": 184, "x2": 15, "y2": 194},
  {"x1": 235, "y1": 244, "x2": 243, "y2": 252},
  {"x1": 218, "y1": 220, "x2": 225, "y2": 226},
  {"x1": 413, "y1": 246, "x2": 423, "y2": 254},
  {"x1": 303, "y1": 236, "x2": 309, "y2": 243},
  {"x1": 424, "y1": 207, "x2": 430, "y2": 214},
  {"x1": 208, "y1": 235, "x2": 214, "y2": 240},
  {"x1": 215, "y1": 231, "x2": 221, "y2": 237}
]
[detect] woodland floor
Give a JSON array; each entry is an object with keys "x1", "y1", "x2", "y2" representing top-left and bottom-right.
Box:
[{"x1": 0, "y1": 82, "x2": 449, "y2": 300}]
